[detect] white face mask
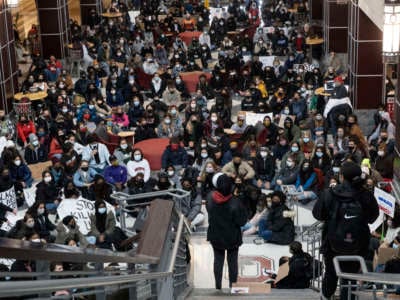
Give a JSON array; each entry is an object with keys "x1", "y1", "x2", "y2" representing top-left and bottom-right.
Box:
[
  {"x1": 62, "y1": 108, "x2": 68, "y2": 113},
  {"x1": 14, "y1": 160, "x2": 21, "y2": 166},
  {"x1": 201, "y1": 153, "x2": 208, "y2": 159},
  {"x1": 32, "y1": 140, "x2": 39, "y2": 147},
  {"x1": 190, "y1": 104, "x2": 196, "y2": 109},
  {"x1": 89, "y1": 105, "x2": 94, "y2": 109},
  {"x1": 121, "y1": 144, "x2": 128, "y2": 149},
  {"x1": 44, "y1": 176, "x2": 52, "y2": 183},
  {"x1": 26, "y1": 221, "x2": 35, "y2": 228},
  {"x1": 260, "y1": 151, "x2": 267, "y2": 158},
  {"x1": 286, "y1": 161, "x2": 294, "y2": 168},
  {"x1": 134, "y1": 154, "x2": 142, "y2": 161},
  {"x1": 332, "y1": 167, "x2": 340, "y2": 173},
  {"x1": 167, "y1": 170, "x2": 174, "y2": 177},
  {"x1": 37, "y1": 208, "x2": 45, "y2": 215},
  {"x1": 206, "y1": 167, "x2": 214, "y2": 173},
  {"x1": 211, "y1": 116, "x2": 218, "y2": 122},
  {"x1": 377, "y1": 150, "x2": 385, "y2": 157},
  {"x1": 31, "y1": 238, "x2": 41, "y2": 243}
]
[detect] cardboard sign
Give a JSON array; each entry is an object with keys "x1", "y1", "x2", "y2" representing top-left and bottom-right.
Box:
[
  {"x1": 374, "y1": 187, "x2": 396, "y2": 218},
  {"x1": 57, "y1": 197, "x2": 116, "y2": 235},
  {"x1": 245, "y1": 112, "x2": 273, "y2": 126},
  {"x1": 0, "y1": 212, "x2": 19, "y2": 232},
  {"x1": 274, "y1": 261, "x2": 289, "y2": 283},
  {"x1": 373, "y1": 248, "x2": 400, "y2": 270},
  {"x1": 0, "y1": 187, "x2": 17, "y2": 210},
  {"x1": 369, "y1": 210, "x2": 384, "y2": 233}
]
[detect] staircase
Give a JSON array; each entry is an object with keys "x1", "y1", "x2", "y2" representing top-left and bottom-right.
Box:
[{"x1": 186, "y1": 288, "x2": 320, "y2": 299}]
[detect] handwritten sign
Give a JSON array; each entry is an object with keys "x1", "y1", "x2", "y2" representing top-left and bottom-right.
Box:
[
  {"x1": 374, "y1": 187, "x2": 395, "y2": 218},
  {"x1": 57, "y1": 197, "x2": 116, "y2": 235},
  {"x1": 0, "y1": 187, "x2": 16, "y2": 210},
  {"x1": 245, "y1": 112, "x2": 273, "y2": 126},
  {"x1": 0, "y1": 212, "x2": 19, "y2": 232}
]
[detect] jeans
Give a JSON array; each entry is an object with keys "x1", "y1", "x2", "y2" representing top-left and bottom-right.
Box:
[
  {"x1": 212, "y1": 246, "x2": 239, "y2": 289},
  {"x1": 297, "y1": 191, "x2": 318, "y2": 203},
  {"x1": 258, "y1": 218, "x2": 272, "y2": 241}
]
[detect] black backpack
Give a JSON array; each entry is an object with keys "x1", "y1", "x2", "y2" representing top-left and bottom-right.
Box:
[{"x1": 327, "y1": 190, "x2": 368, "y2": 254}]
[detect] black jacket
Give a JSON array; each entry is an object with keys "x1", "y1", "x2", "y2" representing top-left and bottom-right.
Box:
[
  {"x1": 265, "y1": 203, "x2": 295, "y2": 245},
  {"x1": 206, "y1": 191, "x2": 247, "y2": 249},
  {"x1": 35, "y1": 181, "x2": 60, "y2": 204},
  {"x1": 312, "y1": 182, "x2": 379, "y2": 255},
  {"x1": 276, "y1": 252, "x2": 312, "y2": 289}
]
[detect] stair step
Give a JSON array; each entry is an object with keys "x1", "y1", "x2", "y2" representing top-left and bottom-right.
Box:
[{"x1": 186, "y1": 288, "x2": 320, "y2": 300}]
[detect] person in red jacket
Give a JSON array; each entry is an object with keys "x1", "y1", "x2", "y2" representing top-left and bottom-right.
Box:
[
  {"x1": 48, "y1": 129, "x2": 65, "y2": 159},
  {"x1": 17, "y1": 115, "x2": 36, "y2": 147}
]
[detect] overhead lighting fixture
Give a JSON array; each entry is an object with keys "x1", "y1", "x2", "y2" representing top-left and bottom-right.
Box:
[
  {"x1": 383, "y1": 0, "x2": 400, "y2": 63},
  {"x1": 7, "y1": 0, "x2": 19, "y2": 8}
]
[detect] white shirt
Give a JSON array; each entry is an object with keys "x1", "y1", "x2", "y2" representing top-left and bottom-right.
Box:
[{"x1": 126, "y1": 159, "x2": 151, "y2": 182}]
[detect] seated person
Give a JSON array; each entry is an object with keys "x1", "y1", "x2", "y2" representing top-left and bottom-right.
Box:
[
  {"x1": 35, "y1": 170, "x2": 61, "y2": 212},
  {"x1": 161, "y1": 137, "x2": 188, "y2": 171},
  {"x1": 294, "y1": 160, "x2": 318, "y2": 204},
  {"x1": 221, "y1": 152, "x2": 255, "y2": 183},
  {"x1": 28, "y1": 201, "x2": 56, "y2": 242},
  {"x1": 24, "y1": 133, "x2": 47, "y2": 164},
  {"x1": 9, "y1": 155, "x2": 33, "y2": 188},
  {"x1": 55, "y1": 215, "x2": 88, "y2": 246},
  {"x1": 258, "y1": 191, "x2": 295, "y2": 245},
  {"x1": 104, "y1": 155, "x2": 127, "y2": 191},
  {"x1": 180, "y1": 177, "x2": 204, "y2": 230},
  {"x1": 88, "y1": 200, "x2": 116, "y2": 249},
  {"x1": 242, "y1": 193, "x2": 269, "y2": 236},
  {"x1": 127, "y1": 148, "x2": 151, "y2": 182},
  {"x1": 73, "y1": 160, "x2": 97, "y2": 199},
  {"x1": 271, "y1": 154, "x2": 299, "y2": 191}
]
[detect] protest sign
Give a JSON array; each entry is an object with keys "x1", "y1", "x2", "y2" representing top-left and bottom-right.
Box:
[
  {"x1": 57, "y1": 197, "x2": 116, "y2": 235},
  {"x1": 374, "y1": 187, "x2": 395, "y2": 218},
  {"x1": 0, "y1": 187, "x2": 16, "y2": 209},
  {"x1": 0, "y1": 212, "x2": 19, "y2": 232},
  {"x1": 245, "y1": 112, "x2": 273, "y2": 126}
]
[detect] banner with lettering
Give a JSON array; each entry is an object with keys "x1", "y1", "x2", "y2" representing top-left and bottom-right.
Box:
[
  {"x1": 374, "y1": 187, "x2": 395, "y2": 218},
  {"x1": 0, "y1": 187, "x2": 17, "y2": 209}
]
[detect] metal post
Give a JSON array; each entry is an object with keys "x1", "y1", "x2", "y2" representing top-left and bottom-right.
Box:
[{"x1": 36, "y1": 260, "x2": 51, "y2": 298}]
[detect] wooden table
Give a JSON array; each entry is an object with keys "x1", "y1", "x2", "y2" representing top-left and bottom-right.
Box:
[
  {"x1": 14, "y1": 91, "x2": 47, "y2": 101},
  {"x1": 68, "y1": 42, "x2": 94, "y2": 49},
  {"x1": 118, "y1": 131, "x2": 135, "y2": 138},
  {"x1": 102, "y1": 12, "x2": 123, "y2": 18},
  {"x1": 306, "y1": 37, "x2": 324, "y2": 45},
  {"x1": 315, "y1": 87, "x2": 331, "y2": 96}
]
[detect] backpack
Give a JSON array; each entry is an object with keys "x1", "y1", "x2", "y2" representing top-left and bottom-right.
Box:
[
  {"x1": 292, "y1": 253, "x2": 313, "y2": 281},
  {"x1": 326, "y1": 190, "x2": 368, "y2": 254}
]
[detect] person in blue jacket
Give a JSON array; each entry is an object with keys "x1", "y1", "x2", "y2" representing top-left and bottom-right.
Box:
[
  {"x1": 106, "y1": 87, "x2": 124, "y2": 107},
  {"x1": 295, "y1": 160, "x2": 318, "y2": 204},
  {"x1": 161, "y1": 137, "x2": 188, "y2": 171},
  {"x1": 76, "y1": 102, "x2": 98, "y2": 122},
  {"x1": 103, "y1": 155, "x2": 127, "y2": 191},
  {"x1": 73, "y1": 160, "x2": 98, "y2": 199},
  {"x1": 9, "y1": 155, "x2": 33, "y2": 188}
]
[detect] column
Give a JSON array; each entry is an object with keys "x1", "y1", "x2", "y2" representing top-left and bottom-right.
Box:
[
  {"x1": 310, "y1": 0, "x2": 323, "y2": 22},
  {"x1": 395, "y1": 64, "x2": 400, "y2": 156},
  {"x1": 323, "y1": 0, "x2": 348, "y2": 53},
  {"x1": 36, "y1": 0, "x2": 70, "y2": 59},
  {"x1": 0, "y1": 0, "x2": 19, "y2": 112},
  {"x1": 347, "y1": 0, "x2": 383, "y2": 109}
]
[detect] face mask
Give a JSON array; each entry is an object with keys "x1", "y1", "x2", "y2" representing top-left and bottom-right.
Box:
[
  {"x1": 81, "y1": 166, "x2": 89, "y2": 172},
  {"x1": 62, "y1": 108, "x2": 68, "y2": 113},
  {"x1": 31, "y1": 238, "x2": 41, "y2": 243},
  {"x1": 98, "y1": 207, "x2": 106, "y2": 214},
  {"x1": 206, "y1": 167, "x2": 214, "y2": 173},
  {"x1": 286, "y1": 161, "x2": 294, "y2": 168},
  {"x1": 164, "y1": 119, "x2": 171, "y2": 125},
  {"x1": 32, "y1": 140, "x2": 39, "y2": 147},
  {"x1": 171, "y1": 109, "x2": 177, "y2": 115},
  {"x1": 121, "y1": 144, "x2": 128, "y2": 149},
  {"x1": 303, "y1": 137, "x2": 309, "y2": 143},
  {"x1": 377, "y1": 150, "x2": 385, "y2": 157},
  {"x1": 26, "y1": 221, "x2": 35, "y2": 228},
  {"x1": 302, "y1": 166, "x2": 309, "y2": 172},
  {"x1": 167, "y1": 170, "x2": 174, "y2": 177},
  {"x1": 190, "y1": 104, "x2": 196, "y2": 109},
  {"x1": 283, "y1": 109, "x2": 290, "y2": 115},
  {"x1": 134, "y1": 154, "x2": 142, "y2": 161},
  {"x1": 134, "y1": 101, "x2": 140, "y2": 107},
  {"x1": 211, "y1": 116, "x2": 218, "y2": 122},
  {"x1": 170, "y1": 144, "x2": 179, "y2": 151},
  {"x1": 14, "y1": 160, "x2": 21, "y2": 166},
  {"x1": 260, "y1": 151, "x2": 267, "y2": 158},
  {"x1": 37, "y1": 208, "x2": 45, "y2": 215},
  {"x1": 291, "y1": 146, "x2": 299, "y2": 152},
  {"x1": 89, "y1": 105, "x2": 95, "y2": 109},
  {"x1": 44, "y1": 176, "x2": 52, "y2": 183},
  {"x1": 316, "y1": 151, "x2": 323, "y2": 158},
  {"x1": 201, "y1": 153, "x2": 208, "y2": 159},
  {"x1": 332, "y1": 167, "x2": 340, "y2": 173}
]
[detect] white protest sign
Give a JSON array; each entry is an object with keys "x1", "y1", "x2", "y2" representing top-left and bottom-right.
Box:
[
  {"x1": 57, "y1": 197, "x2": 116, "y2": 235},
  {"x1": 0, "y1": 212, "x2": 19, "y2": 232},
  {"x1": 259, "y1": 56, "x2": 276, "y2": 68},
  {"x1": 369, "y1": 210, "x2": 384, "y2": 233},
  {"x1": 374, "y1": 187, "x2": 396, "y2": 218},
  {"x1": 245, "y1": 112, "x2": 273, "y2": 126},
  {"x1": 0, "y1": 187, "x2": 17, "y2": 209},
  {"x1": 24, "y1": 186, "x2": 36, "y2": 207}
]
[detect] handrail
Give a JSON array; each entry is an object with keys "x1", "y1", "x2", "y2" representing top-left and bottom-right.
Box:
[
  {"x1": 0, "y1": 237, "x2": 158, "y2": 264},
  {"x1": 333, "y1": 256, "x2": 400, "y2": 285},
  {"x1": 169, "y1": 213, "x2": 184, "y2": 273},
  {"x1": 0, "y1": 271, "x2": 172, "y2": 298}
]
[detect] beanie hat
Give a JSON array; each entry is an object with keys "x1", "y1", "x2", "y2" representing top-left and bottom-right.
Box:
[
  {"x1": 212, "y1": 173, "x2": 232, "y2": 196},
  {"x1": 341, "y1": 161, "x2": 361, "y2": 182},
  {"x1": 334, "y1": 76, "x2": 344, "y2": 84},
  {"x1": 62, "y1": 215, "x2": 74, "y2": 226}
]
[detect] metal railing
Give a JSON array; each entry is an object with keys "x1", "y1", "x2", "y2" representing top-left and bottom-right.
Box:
[
  {"x1": 301, "y1": 221, "x2": 324, "y2": 291},
  {"x1": 334, "y1": 256, "x2": 400, "y2": 300},
  {"x1": 0, "y1": 198, "x2": 191, "y2": 300}
]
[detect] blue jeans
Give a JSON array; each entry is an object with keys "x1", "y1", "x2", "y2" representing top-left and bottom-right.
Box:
[
  {"x1": 258, "y1": 218, "x2": 272, "y2": 241},
  {"x1": 241, "y1": 223, "x2": 253, "y2": 232}
]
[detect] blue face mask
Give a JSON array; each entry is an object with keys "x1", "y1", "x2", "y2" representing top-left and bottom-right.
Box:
[
  {"x1": 316, "y1": 151, "x2": 323, "y2": 158},
  {"x1": 303, "y1": 137, "x2": 309, "y2": 143},
  {"x1": 291, "y1": 146, "x2": 299, "y2": 152},
  {"x1": 98, "y1": 207, "x2": 106, "y2": 214}
]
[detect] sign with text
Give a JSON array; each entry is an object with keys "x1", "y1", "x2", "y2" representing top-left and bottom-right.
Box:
[
  {"x1": 0, "y1": 187, "x2": 17, "y2": 210},
  {"x1": 57, "y1": 197, "x2": 115, "y2": 235},
  {"x1": 374, "y1": 187, "x2": 395, "y2": 218},
  {"x1": 245, "y1": 112, "x2": 273, "y2": 126}
]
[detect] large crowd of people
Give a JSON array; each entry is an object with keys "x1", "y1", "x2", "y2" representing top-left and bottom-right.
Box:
[{"x1": 0, "y1": 0, "x2": 398, "y2": 297}]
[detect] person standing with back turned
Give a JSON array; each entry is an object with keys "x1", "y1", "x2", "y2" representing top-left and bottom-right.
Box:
[
  {"x1": 313, "y1": 161, "x2": 379, "y2": 300},
  {"x1": 207, "y1": 172, "x2": 247, "y2": 290}
]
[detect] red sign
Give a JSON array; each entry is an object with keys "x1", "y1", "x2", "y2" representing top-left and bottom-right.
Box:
[
  {"x1": 386, "y1": 96, "x2": 395, "y2": 123},
  {"x1": 236, "y1": 255, "x2": 274, "y2": 283}
]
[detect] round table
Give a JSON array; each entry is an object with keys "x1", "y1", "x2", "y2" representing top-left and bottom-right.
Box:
[
  {"x1": 306, "y1": 37, "x2": 324, "y2": 45},
  {"x1": 118, "y1": 131, "x2": 135, "y2": 138},
  {"x1": 14, "y1": 91, "x2": 47, "y2": 101},
  {"x1": 315, "y1": 87, "x2": 331, "y2": 96},
  {"x1": 102, "y1": 12, "x2": 123, "y2": 18},
  {"x1": 68, "y1": 42, "x2": 94, "y2": 49}
]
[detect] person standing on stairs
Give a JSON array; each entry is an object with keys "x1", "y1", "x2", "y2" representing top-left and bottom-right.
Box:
[
  {"x1": 312, "y1": 162, "x2": 379, "y2": 300},
  {"x1": 206, "y1": 172, "x2": 247, "y2": 290}
]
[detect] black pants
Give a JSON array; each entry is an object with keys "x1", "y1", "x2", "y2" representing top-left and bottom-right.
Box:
[
  {"x1": 212, "y1": 246, "x2": 239, "y2": 289},
  {"x1": 322, "y1": 252, "x2": 360, "y2": 300}
]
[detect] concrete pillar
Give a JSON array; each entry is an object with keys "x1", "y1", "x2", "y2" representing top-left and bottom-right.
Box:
[
  {"x1": 347, "y1": 0, "x2": 383, "y2": 109},
  {"x1": 323, "y1": 0, "x2": 348, "y2": 53},
  {"x1": 0, "y1": 0, "x2": 19, "y2": 112},
  {"x1": 36, "y1": 0, "x2": 70, "y2": 59}
]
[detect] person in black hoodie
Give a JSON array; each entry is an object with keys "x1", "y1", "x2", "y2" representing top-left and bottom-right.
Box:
[
  {"x1": 28, "y1": 201, "x2": 56, "y2": 242},
  {"x1": 313, "y1": 161, "x2": 379, "y2": 300},
  {"x1": 258, "y1": 191, "x2": 295, "y2": 245},
  {"x1": 206, "y1": 173, "x2": 247, "y2": 290}
]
